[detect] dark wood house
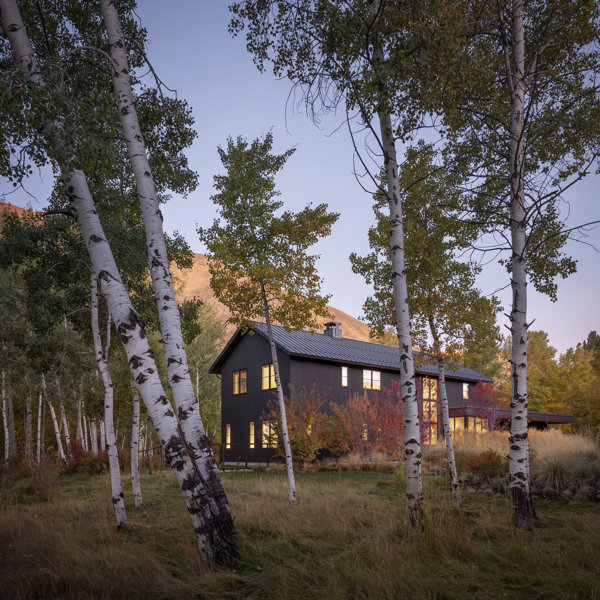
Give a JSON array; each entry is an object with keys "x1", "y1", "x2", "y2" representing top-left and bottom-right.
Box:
[{"x1": 209, "y1": 321, "x2": 573, "y2": 464}]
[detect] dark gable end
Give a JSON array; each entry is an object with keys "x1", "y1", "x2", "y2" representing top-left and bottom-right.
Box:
[{"x1": 211, "y1": 322, "x2": 492, "y2": 383}]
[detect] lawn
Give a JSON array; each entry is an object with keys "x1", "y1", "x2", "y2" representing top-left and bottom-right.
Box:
[{"x1": 1, "y1": 467, "x2": 599, "y2": 599}]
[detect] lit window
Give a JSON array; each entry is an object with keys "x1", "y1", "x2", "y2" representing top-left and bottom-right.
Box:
[
  {"x1": 423, "y1": 377, "x2": 438, "y2": 400},
  {"x1": 450, "y1": 417, "x2": 465, "y2": 433},
  {"x1": 423, "y1": 401, "x2": 437, "y2": 423},
  {"x1": 468, "y1": 417, "x2": 488, "y2": 433},
  {"x1": 262, "y1": 419, "x2": 278, "y2": 448},
  {"x1": 361, "y1": 423, "x2": 368, "y2": 441},
  {"x1": 423, "y1": 424, "x2": 437, "y2": 445},
  {"x1": 261, "y1": 364, "x2": 276, "y2": 390},
  {"x1": 341, "y1": 366, "x2": 348, "y2": 387},
  {"x1": 225, "y1": 423, "x2": 231, "y2": 449},
  {"x1": 233, "y1": 369, "x2": 247, "y2": 395},
  {"x1": 249, "y1": 421, "x2": 255, "y2": 449},
  {"x1": 463, "y1": 383, "x2": 469, "y2": 400},
  {"x1": 363, "y1": 369, "x2": 381, "y2": 390}
]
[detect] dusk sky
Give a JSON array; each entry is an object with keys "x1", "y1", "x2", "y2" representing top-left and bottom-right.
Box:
[{"x1": 5, "y1": 1, "x2": 599, "y2": 355}]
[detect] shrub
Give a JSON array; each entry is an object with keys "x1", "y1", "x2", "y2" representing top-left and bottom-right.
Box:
[
  {"x1": 463, "y1": 450, "x2": 506, "y2": 481},
  {"x1": 24, "y1": 459, "x2": 61, "y2": 501}
]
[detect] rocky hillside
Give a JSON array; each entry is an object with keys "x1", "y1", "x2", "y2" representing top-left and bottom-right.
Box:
[{"x1": 171, "y1": 254, "x2": 373, "y2": 342}]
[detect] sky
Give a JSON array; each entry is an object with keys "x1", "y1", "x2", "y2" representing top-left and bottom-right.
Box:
[{"x1": 4, "y1": 2, "x2": 599, "y2": 356}]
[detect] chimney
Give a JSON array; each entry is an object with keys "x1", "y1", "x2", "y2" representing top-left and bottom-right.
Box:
[{"x1": 324, "y1": 321, "x2": 342, "y2": 339}]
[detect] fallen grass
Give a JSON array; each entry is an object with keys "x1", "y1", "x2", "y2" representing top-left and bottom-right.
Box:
[{"x1": 1, "y1": 467, "x2": 599, "y2": 599}]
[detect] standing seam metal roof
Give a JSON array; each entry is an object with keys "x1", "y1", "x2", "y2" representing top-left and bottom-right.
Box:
[{"x1": 251, "y1": 322, "x2": 492, "y2": 382}]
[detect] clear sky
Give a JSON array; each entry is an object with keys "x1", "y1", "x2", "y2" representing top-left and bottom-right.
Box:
[{"x1": 4, "y1": 2, "x2": 599, "y2": 356}]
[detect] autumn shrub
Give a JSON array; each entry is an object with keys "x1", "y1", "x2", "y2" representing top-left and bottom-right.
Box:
[
  {"x1": 24, "y1": 459, "x2": 61, "y2": 501},
  {"x1": 463, "y1": 449, "x2": 506, "y2": 481},
  {"x1": 66, "y1": 439, "x2": 87, "y2": 470}
]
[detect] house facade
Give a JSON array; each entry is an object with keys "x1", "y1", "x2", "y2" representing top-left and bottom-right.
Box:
[{"x1": 209, "y1": 321, "x2": 573, "y2": 464}]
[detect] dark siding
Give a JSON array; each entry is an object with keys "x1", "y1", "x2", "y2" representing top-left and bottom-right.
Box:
[{"x1": 221, "y1": 331, "x2": 289, "y2": 463}]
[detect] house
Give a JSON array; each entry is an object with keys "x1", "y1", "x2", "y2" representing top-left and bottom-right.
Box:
[{"x1": 209, "y1": 321, "x2": 574, "y2": 463}]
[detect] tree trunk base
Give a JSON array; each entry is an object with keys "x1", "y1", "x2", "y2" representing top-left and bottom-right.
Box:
[{"x1": 511, "y1": 486, "x2": 533, "y2": 530}]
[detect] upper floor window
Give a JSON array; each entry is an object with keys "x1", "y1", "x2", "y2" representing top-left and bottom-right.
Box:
[
  {"x1": 261, "y1": 363, "x2": 276, "y2": 390},
  {"x1": 423, "y1": 377, "x2": 438, "y2": 400},
  {"x1": 341, "y1": 366, "x2": 348, "y2": 387},
  {"x1": 363, "y1": 369, "x2": 381, "y2": 390},
  {"x1": 233, "y1": 369, "x2": 247, "y2": 395},
  {"x1": 462, "y1": 383, "x2": 469, "y2": 400}
]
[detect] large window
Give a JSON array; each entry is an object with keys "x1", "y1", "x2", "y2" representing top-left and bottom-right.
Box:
[
  {"x1": 341, "y1": 366, "x2": 348, "y2": 387},
  {"x1": 362, "y1": 369, "x2": 381, "y2": 390},
  {"x1": 468, "y1": 417, "x2": 488, "y2": 433},
  {"x1": 233, "y1": 369, "x2": 247, "y2": 395},
  {"x1": 423, "y1": 377, "x2": 438, "y2": 400},
  {"x1": 463, "y1": 383, "x2": 470, "y2": 400},
  {"x1": 450, "y1": 417, "x2": 465, "y2": 433},
  {"x1": 422, "y1": 377, "x2": 438, "y2": 445},
  {"x1": 262, "y1": 419, "x2": 278, "y2": 449},
  {"x1": 261, "y1": 364, "x2": 276, "y2": 390},
  {"x1": 225, "y1": 423, "x2": 231, "y2": 450},
  {"x1": 249, "y1": 421, "x2": 255, "y2": 449}
]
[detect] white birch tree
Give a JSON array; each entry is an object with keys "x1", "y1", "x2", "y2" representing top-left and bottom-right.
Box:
[
  {"x1": 131, "y1": 388, "x2": 142, "y2": 508},
  {"x1": 0, "y1": 0, "x2": 237, "y2": 566},
  {"x1": 199, "y1": 133, "x2": 338, "y2": 505}
]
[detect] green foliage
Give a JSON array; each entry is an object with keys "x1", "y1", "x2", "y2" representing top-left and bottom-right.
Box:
[{"x1": 199, "y1": 133, "x2": 339, "y2": 332}]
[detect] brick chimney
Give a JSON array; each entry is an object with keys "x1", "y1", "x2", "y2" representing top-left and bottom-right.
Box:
[{"x1": 323, "y1": 321, "x2": 342, "y2": 339}]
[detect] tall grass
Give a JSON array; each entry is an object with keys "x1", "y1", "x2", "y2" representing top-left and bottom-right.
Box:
[{"x1": 1, "y1": 467, "x2": 599, "y2": 599}]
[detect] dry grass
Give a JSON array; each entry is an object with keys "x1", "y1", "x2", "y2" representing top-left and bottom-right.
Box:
[{"x1": 1, "y1": 466, "x2": 600, "y2": 599}]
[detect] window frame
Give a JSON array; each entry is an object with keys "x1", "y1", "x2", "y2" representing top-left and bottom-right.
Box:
[
  {"x1": 225, "y1": 423, "x2": 231, "y2": 450},
  {"x1": 362, "y1": 369, "x2": 381, "y2": 390},
  {"x1": 341, "y1": 365, "x2": 348, "y2": 387},
  {"x1": 261, "y1": 419, "x2": 278, "y2": 449},
  {"x1": 232, "y1": 369, "x2": 247, "y2": 395},
  {"x1": 249, "y1": 421, "x2": 255, "y2": 449},
  {"x1": 261, "y1": 363, "x2": 276, "y2": 390}
]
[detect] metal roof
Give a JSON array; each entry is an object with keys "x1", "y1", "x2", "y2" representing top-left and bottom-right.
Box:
[{"x1": 211, "y1": 322, "x2": 492, "y2": 382}]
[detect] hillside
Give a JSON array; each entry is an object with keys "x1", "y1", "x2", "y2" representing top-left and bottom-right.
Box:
[{"x1": 171, "y1": 253, "x2": 373, "y2": 342}]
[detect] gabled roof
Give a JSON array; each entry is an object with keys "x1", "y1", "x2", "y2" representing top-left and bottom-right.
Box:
[{"x1": 210, "y1": 322, "x2": 492, "y2": 383}]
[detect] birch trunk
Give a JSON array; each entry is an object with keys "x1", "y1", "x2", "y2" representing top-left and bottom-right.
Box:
[
  {"x1": 90, "y1": 421, "x2": 99, "y2": 455},
  {"x1": 131, "y1": 389, "x2": 142, "y2": 507},
  {"x1": 260, "y1": 281, "x2": 296, "y2": 504},
  {"x1": 1, "y1": 0, "x2": 237, "y2": 565},
  {"x1": 1, "y1": 372, "x2": 9, "y2": 468},
  {"x1": 60, "y1": 402, "x2": 71, "y2": 454},
  {"x1": 76, "y1": 396, "x2": 83, "y2": 445},
  {"x1": 25, "y1": 396, "x2": 33, "y2": 459},
  {"x1": 36, "y1": 390, "x2": 43, "y2": 464},
  {"x1": 507, "y1": 0, "x2": 533, "y2": 531},
  {"x1": 99, "y1": 0, "x2": 229, "y2": 491},
  {"x1": 90, "y1": 272, "x2": 128, "y2": 528},
  {"x1": 41, "y1": 374, "x2": 66, "y2": 462},
  {"x1": 6, "y1": 386, "x2": 17, "y2": 461},
  {"x1": 147, "y1": 423, "x2": 154, "y2": 475},
  {"x1": 83, "y1": 413, "x2": 89, "y2": 452},
  {"x1": 99, "y1": 420, "x2": 106, "y2": 452},
  {"x1": 370, "y1": 11, "x2": 423, "y2": 522}
]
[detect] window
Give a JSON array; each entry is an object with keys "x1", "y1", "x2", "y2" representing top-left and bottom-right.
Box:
[
  {"x1": 341, "y1": 366, "x2": 348, "y2": 387},
  {"x1": 225, "y1": 423, "x2": 231, "y2": 449},
  {"x1": 262, "y1": 419, "x2": 278, "y2": 449},
  {"x1": 362, "y1": 369, "x2": 381, "y2": 390},
  {"x1": 261, "y1": 364, "x2": 276, "y2": 390},
  {"x1": 468, "y1": 417, "x2": 489, "y2": 433},
  {"x1": 249, "y1": 421, "x2": 255, "y2": 449},
  {"x1": 450, "y1": 417, "x2": 465, "y2": 433},
  {"x1": 463, "y1": 383, "x2": 469, "y2": 400},
  {"x1": 423, "y1": 377, "x2": 438, "y2": 400},
  {"x1": 232, "y1": 369, "x2": 247, "y2": 395}
]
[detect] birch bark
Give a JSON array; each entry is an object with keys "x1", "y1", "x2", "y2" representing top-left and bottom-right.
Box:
[
  {"x1": 41, "y1": 374, "x2": 66, "y2": 462},
  {"x1": 429, "y1": 321, "x2": 461, "y2": 506},
  {"x1": 1, "y1": 0, "x2": 237, "y2": 565},
  {"x1": 507, "y1": 0, "x2": 533, "y2": 531},
  {"x1": 36, "y1": 390, "x2": 43, "y2": 464},
  {"x1": 6, "y1": 387, "x2": 17, "y2": 461},
  {"x1": 60, "y1": 402, "x2": 71, "y2": 453},
  {"x1": 260, "y1": 281, "x2": 296, "y2": 504},
  {"x1": 1, "y1": 372, "x2": 8, "y2": 468},
  {"x1": 83, "y1": 412, "x2": 89, "y2": 451},
  {"x1": 25, "y1": 396, "x2": 33, "y2": 459},
  {"x1": 131, "y1": 389, "x2": 142, "y2": 507},
  {"x1": 76, "y1": 396, "x2": 83, "y2": 445},
  {"x1": 147, "y1": 425, "x2": 154, "y2": 475},
  {"x1": 90, "y1": 272, "x2": 127, "y2": 527},
  {"x1": 369, "y1": 9, "x2": 423, "y2": 522},
  {"x1": 99, "y1": 420, "x2": 106, "y2": 452},
  {"x1": 90, "y1": 421, "x2": 99, "y2": 455}
]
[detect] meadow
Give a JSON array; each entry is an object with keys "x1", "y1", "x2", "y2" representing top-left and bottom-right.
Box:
[{"x1": 1, "y1": 431, "x2": 599, "y2": 600}]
